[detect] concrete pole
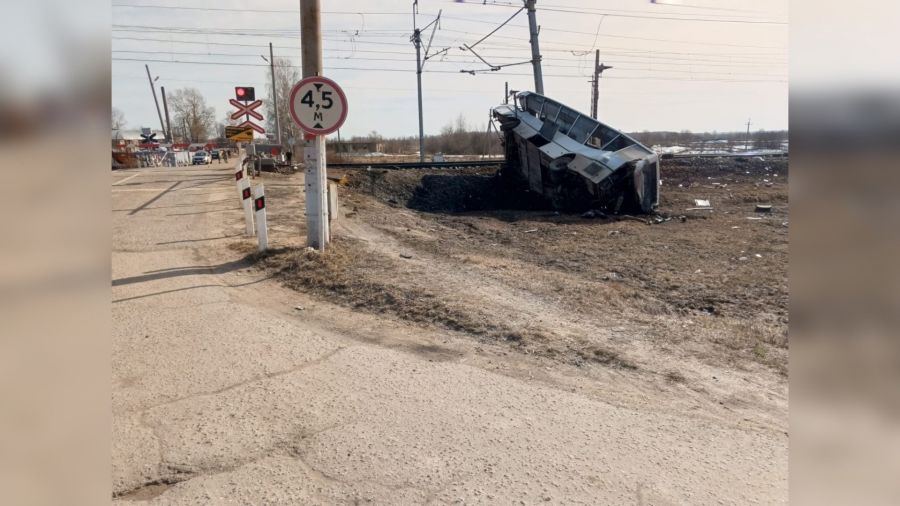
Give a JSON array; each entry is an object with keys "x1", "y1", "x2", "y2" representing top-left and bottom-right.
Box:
[
  {"x1": 144, "y1": 65, "x2": 167, "y2": 140},
  {"x1": 591, "y1": 50, "x2": 599, "y2": 119},
  {"x1": 269, "y1": 42, "x2": 282, "y2": 146},
  {"x1": 161, "y1": 86, "x2": 173, "y2": 143},
  {"x1": 525, "y1": 0, "x2": 544, "y2": 95},
  {"x1": 300, "y1": 0, "x2": 329, "y2": 250},
  {"x1": 414, "y1": 29, "x2": 425, "y2": 163}
]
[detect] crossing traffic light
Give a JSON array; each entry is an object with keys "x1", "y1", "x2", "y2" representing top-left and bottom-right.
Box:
[{"x1": 234, "y1": 86, "x2": 255, "y2": 101}]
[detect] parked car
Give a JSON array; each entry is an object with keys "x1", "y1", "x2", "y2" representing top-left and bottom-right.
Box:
[
  {"x1": 192, "y1": 151, "x2": 212, "y2": 165},
  {"x1": 211, "y1": 150, "x2": 221, "y2": 161}
]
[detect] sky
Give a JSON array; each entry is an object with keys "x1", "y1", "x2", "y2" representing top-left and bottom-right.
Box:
[{"x1": 111, "y1": 0, "x2": 788, "y2": 139}]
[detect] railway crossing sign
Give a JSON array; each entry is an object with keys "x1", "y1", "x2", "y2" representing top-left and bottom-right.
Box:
[
  {"x1": 289, "y1": 76, "x2": 348, "y2": 135},
  {"x1": 225, "y1": 125, "x2": 254, "y2": 142},
  {"x1": 229, "y1": 99, "x2": 264, "y2": 121},
  {"x1": 229, "y1": 86, "x2": 265, "y2": 137},
  {"x1": 235, "y1": 119, "x2": 265, "y2": 134},
  {"x1": 139, "y1": 132, "x2": 157, "y2": 143}
]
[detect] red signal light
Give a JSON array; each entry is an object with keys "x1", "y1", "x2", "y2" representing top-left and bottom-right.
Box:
[{"x1": 234, "y1": 86, "x2": 255, "y2": 101}]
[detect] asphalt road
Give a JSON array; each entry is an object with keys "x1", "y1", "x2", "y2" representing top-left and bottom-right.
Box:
[{"x1": 112, "y1": 162, "x2": 786, "y2": 504}]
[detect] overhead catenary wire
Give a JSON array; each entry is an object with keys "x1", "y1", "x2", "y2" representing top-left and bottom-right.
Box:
[
  {"x1": 112, "y1": 36, "x2": 787, "y2": 66},
  {"x1": 113, "y1": 29, "x2": 774, "y2": 63},
  {"x1": 111, "y1": 36, "x2": 784, "y2": 63},
  {"x1": 112, "y1": 2, "x2": 786, "y2": 25},
  {"x1": 111, "y1": 57, "x2": 786, "y2": 82}
]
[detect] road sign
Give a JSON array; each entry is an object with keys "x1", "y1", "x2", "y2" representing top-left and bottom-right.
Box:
[
  {"x1": 140, "y1": 132, "x2": 157, "y2": 142},
  {"x1": 228, "y1": 92, "x2": 265, "y2": 136},
  {"x1": 226, "y1": 125, "x2": 254, "y2": 142},
  {"x1": 229, "y1": 99, "x2": 264, "y2": 121},
  {"x1": 289, "y1": 76, "x2": 348, "y2": 135},
  {"x1": 236, "y1": 120, "x2": 265, "y2": 134}
]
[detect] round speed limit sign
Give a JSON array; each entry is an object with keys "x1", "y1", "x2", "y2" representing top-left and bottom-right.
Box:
[{"x1": 288, "y1": 76, "x2": 348, "y2": 135}]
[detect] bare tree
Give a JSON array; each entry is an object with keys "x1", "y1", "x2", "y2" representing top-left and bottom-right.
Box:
[
  {"x1": 168, "y1": 88, "x2": 216, "y2": 142},
  {"x1": 265, "y1": 58, "x2": 302, "y2": 145},
  {"x1": 111, "y1": 107, "x2": 126, "y2": 131}
]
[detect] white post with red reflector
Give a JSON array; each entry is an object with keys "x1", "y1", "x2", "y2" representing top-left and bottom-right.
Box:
[
  {"x1": 253, "y1": 184, "x2": 268, "y2": 252},
  {"x1": 240, "y1": 178, "x2": 255, "y2": 236},
  {"x1": 234, "y1": 152, "x2": 255, "y2": 236}
]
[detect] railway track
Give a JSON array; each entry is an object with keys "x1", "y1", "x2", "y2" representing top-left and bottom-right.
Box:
[
  {"x1": 326, "y1": 160, "x2": 503, "y2": 170},
  {"x1": 326, "y1": 152, "x2": 787, "y2": 171}
]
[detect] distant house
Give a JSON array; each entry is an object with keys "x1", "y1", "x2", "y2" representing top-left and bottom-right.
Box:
[{"x1": 328, "y1": 140, "x2": 384, "y2": 155}]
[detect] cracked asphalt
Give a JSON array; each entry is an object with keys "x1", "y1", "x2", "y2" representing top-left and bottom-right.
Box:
[{"x1": 112, "y1": 162, "x2": 787, "y2": 504}]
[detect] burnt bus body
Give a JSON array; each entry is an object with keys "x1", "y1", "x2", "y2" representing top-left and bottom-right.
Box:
[{"x1": 493, "y1": 92, "x2": 659, "y2": 214}]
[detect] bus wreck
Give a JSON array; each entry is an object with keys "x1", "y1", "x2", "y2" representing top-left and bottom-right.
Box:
[{"x1": 493, "y1": 92, "x2": 659, "y2": 214}]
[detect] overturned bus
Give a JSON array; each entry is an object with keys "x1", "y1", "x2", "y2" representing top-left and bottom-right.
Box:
[{"x1": 493, "y1": 92, "x2": 659, "y2": 214}]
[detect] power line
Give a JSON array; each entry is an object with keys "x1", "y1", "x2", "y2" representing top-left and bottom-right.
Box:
[
  {"x1": 110, "y1": 42, "x2": 785, "y2": 71},
  {"x1": 111, "y1": 50, "x2": 785, "y2": 78},
  {"x1": 111, "y1": 37, "x2": 784, "y2": 70},
  {"x1": 111, "y1": 29, "x2": 784, "y2": 64},
  {"x1": 112, "y1": 4, "x2": 413, "y2": 15},
  {"x1": 109, "y1": 6, "x2": 788, "y2": 49},
  {"x1": 111, "y1": 56, "x2": 786, "y2": 82},
  {"x1": 451, "y1": 3, "x2": 786, "y2": 25},
  {"x1": 111, "y1": 24, "x2": 784, "y2": 59},
  {"x1": 113, "y1": 2, "x2": 786, "y2": 24}
]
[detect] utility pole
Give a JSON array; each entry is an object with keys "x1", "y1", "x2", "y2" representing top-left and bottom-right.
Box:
[
  {"x1": 144, "y1": 65, "x2": 167, "y2": 140},
  {"x1": 300, "y1": 0, "x2": 329, "y2": 250},
  {"x1": 504, "y1": 81, "x2": 509, "y2": 104},
  {"x1": 524, "y1": 0, "x2": 544, "y2": 94},
  {"x1": 745, "y1": 118, "x2": 752, "y2": 152},
  {"x1": 590, "y1": 51, "x2": 598, "y2": 118},
  {"x1": 161, "y1": 86, "x2": 173, "y2": 143},
  {"x1": 413, "y1": 26, "x2": 425, "y2": 162},
  {"x1": 590, "y1": 54, "x2": 612, "y2": 120},
  {"x1": 410, "y1": 5, "x2": 443, "y2": 163},
  {"x1": 269, "y1": 42, "x2": 282, "y2": 146}
]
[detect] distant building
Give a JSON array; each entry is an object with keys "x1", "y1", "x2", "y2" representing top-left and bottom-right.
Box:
[
  {"x1": 328, "y1": 140, "x2": 384, "y2": 155},
  {"x1": 112, "y1": 128, "x2": 166, "y2": 148}
]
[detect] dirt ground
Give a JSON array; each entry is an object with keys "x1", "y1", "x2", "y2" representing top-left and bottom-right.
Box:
[{"x1": 241, "y1": 156, "x2": 788, "y2": 390}]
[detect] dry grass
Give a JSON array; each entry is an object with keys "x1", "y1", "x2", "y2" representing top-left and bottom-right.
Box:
[
  {"x1": 252, "y1": 156, "x2": 787, "y2": 375},
  {"x1": 253, "y1": 241, "x2": 587, "y2": 352}
]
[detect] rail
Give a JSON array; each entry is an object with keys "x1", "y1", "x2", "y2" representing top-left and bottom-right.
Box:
[{"x1": 326, "y1": 160, "x2": 503, "y2": 170}]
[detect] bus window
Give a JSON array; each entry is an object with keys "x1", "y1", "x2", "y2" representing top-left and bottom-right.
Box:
[
  {"x1": 556, "y1": 107, "x2": 579, "y2": 136},
  {"x1": 568, "y1": 115, "x2": 597, "y2": 144},
  {"x1": 526, "y1": 94, "x2": 545, "y2": 116},
  {"x1": 587, "y1": 124, "x2": 619, "y2": 149},
  {"x1": 540, "y1": 101, "x2": 560, "y2": 124}
]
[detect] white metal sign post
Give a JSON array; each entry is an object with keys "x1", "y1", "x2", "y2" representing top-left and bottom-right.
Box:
[
  {"x1": 239, "y1": 178, "x2": 255, "y2": 236},
  {"x1": 289, "y1": 76, "x2": 348, "y2": 250},
  {"x1": 253, "y1": 184, "x2": 268, "y2": 252}
]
